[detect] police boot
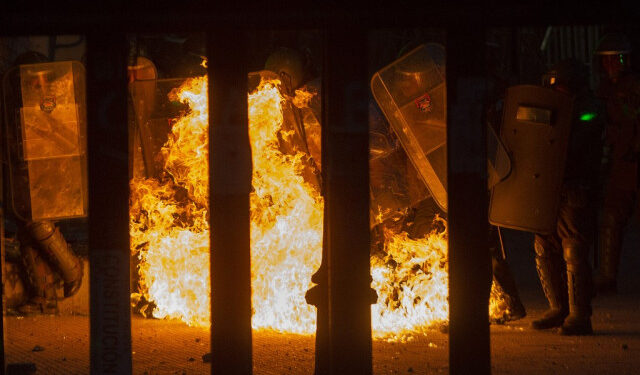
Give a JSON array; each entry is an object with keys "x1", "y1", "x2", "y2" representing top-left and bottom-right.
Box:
[
  {"x1": 28, "y1": 221, "x2": 84, "y2": 297},
  {"x1": 18, "y1": 245, "x2": 58, "y2": 315},
  {"x1": 492, "y1": 257, "x2": 526, "y2": 321},
  {"x1": 560, "y1": 245, "x2": 593, "y2": 335},
  {"x1": 594, "y1": 215, "x2": 622, "y2": 295},
  {"x1": 531, "y1": 240, "x2": 568, "y2": 330}
]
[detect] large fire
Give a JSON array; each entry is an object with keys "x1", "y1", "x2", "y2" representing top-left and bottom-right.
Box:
[{"x1": 129, "y1": 74, "x2": 506, "y2": 341}]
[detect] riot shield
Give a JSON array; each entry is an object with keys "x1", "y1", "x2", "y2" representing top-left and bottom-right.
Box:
[
  {"x1": 130, "y1": 78, "x2": 185, "y2": 179},
  {"x1": 371, "y1": 44, "x2": 511, "y2": 212},
  {"x1": 489, "y1": 85, "x2": 574, "y2": 234},
  {"x1": 128, "y1": 57, "x2": 160, "y2": 179},
  {"x1": 487, "y1": 125, "x2": 512, "y2": 188},
  {"x1": 371, "y1": 44, "x2": 447, "y2": 210},
  {"x1": 2, "y1": 61, "x2": 88, "y2": 221}
]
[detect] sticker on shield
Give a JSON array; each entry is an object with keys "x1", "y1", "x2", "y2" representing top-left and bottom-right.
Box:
[
  {"x1": 40, "y1": 95, "x2": 56, "y2": 113},
  {"x1": 414, "y1": 93, "x2": 432, "y2": 113}
]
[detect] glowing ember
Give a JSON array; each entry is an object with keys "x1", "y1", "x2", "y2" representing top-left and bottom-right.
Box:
[{"x1": 129, "y1": 74, "x2": 507, "y2": 340}]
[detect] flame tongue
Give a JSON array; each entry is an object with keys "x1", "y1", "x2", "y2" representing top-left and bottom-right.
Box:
[
  {"x1": 130, "y1": 76, "x2": 323, "y2": 333},
  {"x1": 130, "y1": 76, "x2": 211, "y2": 326},
  {"x1": 371, "y1": 223, "x2": 449, "y2": 341},
  {"x1": 248, "y1": 80, "x2": 323, "y2": 333},
  {"x1": 130, "y1": 74, "x2": 507, "y2": 340}
]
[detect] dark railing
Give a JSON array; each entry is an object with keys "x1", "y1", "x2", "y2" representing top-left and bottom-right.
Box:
[{"x1": 1, "y1": 3, "x2": 635, "y2": 375}]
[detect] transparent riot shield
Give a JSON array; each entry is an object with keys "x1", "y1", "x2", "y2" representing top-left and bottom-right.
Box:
[
  {"x1": 2, "y1": 61, "x2": 87, "y2": 221},
  {"x1": 371, "y1": 44, "x2": 511, "y2": 212},
  {"x1": 489, "y1": 85, "x2": 574, "y2": 234},
  {"x1": 369, "y1": 141, "x2": 411, "y2": 228},
  {"x1": 371, "y1": 44, "x2": 447, "y2": 210},
  {"x1": 130, "y1": 78, "x2": 186, "y2": 179},
  {"x1": 128, "y1": 57, "x2": 160, "y2": 178}
]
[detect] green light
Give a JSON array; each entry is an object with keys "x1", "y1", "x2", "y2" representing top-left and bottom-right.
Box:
[
  {"x1": 620, "y1": 54, "x2": 625, "y2": 64},
  {"x1": 580, "y1": 112, "x2": 597, "y2": 122}
]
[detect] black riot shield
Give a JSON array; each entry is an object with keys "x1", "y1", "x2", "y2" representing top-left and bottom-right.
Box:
[{"x1": 489, "y1": 85, "x2": 574, "y2": 234}]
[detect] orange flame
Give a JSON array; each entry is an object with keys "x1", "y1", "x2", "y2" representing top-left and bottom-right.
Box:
[
  {"x1": 130, "y1": 74, "x2": 507, "y2": 340},
  {"x1": 371, "y1": 222, "x2": 449, "y2": 341},
  {"x1": 130, "y1": 76, "x2": 210, "y2": 326},
  {"x1": 248, "y1": 80, "x2": 323, "y2": 333}
]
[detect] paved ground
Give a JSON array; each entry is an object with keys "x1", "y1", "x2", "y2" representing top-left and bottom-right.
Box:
[
  {"x1": 3, "y1": 291, "x2": 640, "y2": 374},
  {"x1": 4, "y1": 220, "x2": 640, "y2": 374}
]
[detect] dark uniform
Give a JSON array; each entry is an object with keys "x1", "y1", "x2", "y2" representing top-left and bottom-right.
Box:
[
  {"x1": 531, "y1": 59, "x2": 603, "y2": 335},
  {"x1": 593, "y1": 33, "x2": 640, "y2": 294}
]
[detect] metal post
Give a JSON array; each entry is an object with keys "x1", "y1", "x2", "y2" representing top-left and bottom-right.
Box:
[
  {"x1": 86, "y1": 33, "x2": 132, "y2": 375},
  {"x1": 207, "y1": 30, "x2": 253, "y2": 375},
  {"x1": 1, "y1": 151, "x2": 5, "y2": 375},
  {"x1": 306, "y1": 214, "x2": 329, "y2": 375},
  {"x1": 325, "y1": 27, "x2": 374, "y2": 375},
  {"x1": 447, "y1": 27, "x2": 492, "y2": 375}
]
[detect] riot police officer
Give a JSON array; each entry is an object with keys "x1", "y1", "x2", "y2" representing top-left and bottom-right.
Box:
[
  {"x1": 593, "y1": 33, "x2": 640, "y2": 294},
  {"x1": 2, "y1": 52, "x2": 86, "y2": 314},
  {"x1": 530, "y1": 59, "x2": 603, "y2": 335},
  {"x1": 370, "y1": 43, "x2": 526, "y2": 322}
]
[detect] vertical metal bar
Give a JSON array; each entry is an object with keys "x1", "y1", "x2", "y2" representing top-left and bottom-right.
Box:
[
  {"x1": 587, "y1": 26, "x2": 592, "y2": 59},
  {"x1": 554, "y1": 27, "x2": 560, "y2": 64},
  {"x1": 567, "y1": 27, "x2": 573, "y2": 59},
  {"x1": 546, "y1": 29, "x2": 552, "y2": 68},
  {"x1": 564, "y1": 26, "x2": 573, "y2": 59},
  {"x1": 86, "y1": 33, "x2": 132, "y2": 375},
  {"x1": 584, "y1": 26, "x2": 590, "y2": 63},
  {"x1": 307, "y1": 215, "x2": 329, "y2": 375},
  {"x1": 559, "y1": 27, "x2": 566, "y2": 61},
  {"x1": 307, "y1": 32, "x2": 330, "y2": 375},
  {"x1": 1, "y1": 148, "x2": 5, "y2": 375},
  {"x1": 514, "y1": 28, "x2": 522, "y2": 80},
  {"x1": 325, "y1": 27, "x2": 373, "y2": 375},
  {"x1": 588, "y1": 26, "x2": 596, "y2": 88},
  {"x1": 207, "y1": 29, "x2": 253, "y2": 375},
  {"x1": 573, "y1": 26, "x2": 580, "y2": 60},
  {"x1": 578, "y1": 27, "x2": 586, "y2": 64},
  {"x1": 447, "y1": 27, "x2": 491, "y2": 375},
  {"x1": 568, "y1": 27, "x2": 573, "y2": 59}
]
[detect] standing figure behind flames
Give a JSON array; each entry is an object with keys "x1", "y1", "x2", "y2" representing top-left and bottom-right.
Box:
[
  {"x1": 2, "y1": 53, "x2": 86, "y2": 314},
  {"x1": 593, "y1": 33, "x2": 640, "y2": 294},
  {"x1": 530, "y1": 59, "x2": 604, "y2": 335}
]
